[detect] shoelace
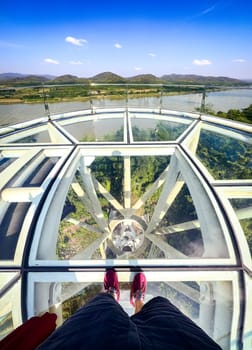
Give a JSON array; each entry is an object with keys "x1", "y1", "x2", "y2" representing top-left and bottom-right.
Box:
[
  {"x1": 134, "y1": 290, "x2": 145, "y2": 301},
  {"x1": 106, "y1": 287, "x2": 119, "y2": 300}
]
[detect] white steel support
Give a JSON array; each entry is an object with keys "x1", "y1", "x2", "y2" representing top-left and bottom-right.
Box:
[
  {"x1": 79, "y1": 156, "x2": 109, "y2": 233},
  {"x1": 145, "y1": 155, "x2": 181, "y2": 234},
  {"x1": 92, "y1": 177, "x2": 125, "y2": 214},
  {"x1": 47, "y1": 123, "x2": 72, "y2": 144},
  {"x1": 124, "y1": 156, "x2": 131, "y2": 213},
  {"x1": 181, "y1": 122, "x2": 201, "y2": 155},
  {"x1": 145, "y1": 232, "x2": 187, "y2": 258},
  {"x1": 132, "y1": 164, "x2": 169, "y2": 211}
]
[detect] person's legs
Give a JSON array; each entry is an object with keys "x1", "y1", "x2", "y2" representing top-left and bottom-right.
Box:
[
  {"x1": 37, "y1": 270, "x2": 141, "y2": 350},
  {"x1": 131, "y1": 296, "x2": 222, "y2": 350}
]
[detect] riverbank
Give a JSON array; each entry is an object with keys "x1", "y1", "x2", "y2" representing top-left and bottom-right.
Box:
[{"x1": 0, "y1": 90, "x2": 200, "y2": 105}]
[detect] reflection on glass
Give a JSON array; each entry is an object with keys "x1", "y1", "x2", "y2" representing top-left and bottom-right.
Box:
[
  {"x1": 0, "y1": 157, "x2": 17, "y2": 172},
  {"x1": 0, "y1": 311, "x2": 13, "y2": 340},
  {"x1": 13, "y1": 131, "x2": 51, "y2": 143},
  {"x1": 131, "y1": 119, "x2": 189, "y2": 141},
  {"x1": 55, "y1": 153, "x2": 229, "y2": 260},
  {"x1": 7, "y1": 157, "x2": 59, "y2": 187},
  {"x1": 45, "y1": 279, "x2": 232, "y2": 348},
  {"x1": 197, "y1": 129, "x2": 252, "y2": 180},
  {"x1": 60, "y1": 118, "x2": 124, "y2": 142},
  {"x1": 130, "y1": 156, "x2": 169, "y2": 201},
  {"x1": 0, "y1": 202, "x2": 31, "y2": 260},
  {"x1": 229, "y1": 198, "x2": 252, "y2": 257},
  {"x1": 90, "y1": 156, "x2": 124, "y2": 203},
  {"x1": 57, "y1": 179, "x2": 100, "y2": 260},
  {"x1": 156, "y1": 183, "x2": 204, "y2": 258}
]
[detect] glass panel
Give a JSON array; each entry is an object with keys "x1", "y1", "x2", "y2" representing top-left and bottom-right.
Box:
[
  {"x1": 196, "y1": 128, "x2": 252, "y2": 180},
  {"x1": 229, "y1": 198, "x2": 252, "y2": 258},
  {"x1": 0, "y1": 202, "x2": 31, "y2": 260},
  {"x1": 57, "y1": 177, "x2": 100, "y2": 260},
  {"x1": 6, "y1": 157, "x2": 59, "y2": 187},
  {"x1": 0, "y1": 126, "x2": 52, "y2": 144},
  {"x1": 59, "y1": 116, "x2": 124, "y2": 142},
  {"x1": 0, "y1": 311, "x2": 13, "y2": 340},
  {"x1": 12, "y1": 130, "x2": 51, "y2": 143},
  {"x1": 161, "y1": 92, "x2": 202, "y2": 112},
  {"x1": 0, "y1": 156, "x2": 17, "y2": 172},
  {"x1": 130, "y1": 156, "x2": 169, "y2": 201},
  {"x1": 90, "y1": 156, "x2": 124, "y2": 203},
  {"x1": 154, "y1": 182, "x2": 204, "y2": 258},
  {"x1": 0, "y1": 272, "x2": 19, "y2": 290},
  {"x1": 0, "y1": 277, "x2": 21, "y2": 339},
  {"x1": 33, "y1": 278, "x2": 233, "y2": 349},
  {"x1": 52, "y1": 154, "x2": 229, "y2": 261},
  {"x1": 131, "y1": 117, "x2": 190, "y2": 141}
]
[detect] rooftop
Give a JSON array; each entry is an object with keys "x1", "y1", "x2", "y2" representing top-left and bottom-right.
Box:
[{"x1": 0, "y1": 84, "x2": 251, "y2": 349}]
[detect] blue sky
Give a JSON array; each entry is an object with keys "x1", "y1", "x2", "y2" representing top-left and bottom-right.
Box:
[{"x1": 1, "y1": 0, "x2": 252, "y2": 79}]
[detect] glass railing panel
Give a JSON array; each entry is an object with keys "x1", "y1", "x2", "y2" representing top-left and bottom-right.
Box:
[
  {"x1": 59, "y1": 115, "x2": 124, "y2": 142},
  {"x1": 205, "y1": 88, "x2": 252, "y2": 114},
  {"x1": 0, "y1": 86, "x2": 46, "y2": 126},
  {"x1": 161, "y1": 92, "x2": 202, "y2": 113}
]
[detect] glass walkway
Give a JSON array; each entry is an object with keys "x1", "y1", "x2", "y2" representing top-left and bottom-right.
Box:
[{"x1": 0, "y1": 85, "x2": 251, "y2": 349}]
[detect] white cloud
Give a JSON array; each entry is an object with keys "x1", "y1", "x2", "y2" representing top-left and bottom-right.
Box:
[
  {"x1": 190, "y1": 4, "x2": 217, "y2": 19},
  {"x1": 148, "y1": 53, "x2": 156, "y2": 57},
  {"x1": 193, "y1": 59, "x2": 212, "y2": 66},
  {"x1": 44, "y1": 58, "x2": 60, "y2": 65},
  {"x1": 134, "y1": 66, "x2": 142, "y2": 71},
  {"x1": 201, "y1": 5, "x2": 216, "y2": 15},
  {"x1": 65, "y1": 36, "x2": 87, "y2": 46},
  {"x1": 69, "y1": 60, "x2": 83, "y2": 65},
  {"x1": 232, "y1": 58, "x2": 246, "y2": 63},
  {"x1": 114, "y1": 43, "x2": 122, "y2": 49}
]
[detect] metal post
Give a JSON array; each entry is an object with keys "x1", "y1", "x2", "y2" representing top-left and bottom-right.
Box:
[
  {"x1": 42, "y1": 85, "x2": 51, "y2": 120},
  {"x1": 200, "y1": 88, "x2": 206, "y2": 114},
  {"x1": 159, "y1": 86, "x2": 163, "y2": 113}
]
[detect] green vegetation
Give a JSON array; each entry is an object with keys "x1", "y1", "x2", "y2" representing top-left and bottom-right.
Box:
[
  {"x1": 57, "y1": 186, "x2": 99, "y2": 259},
  {"x1": 229, "y1": 199, "x2": 252, "y2": 256},
  {"x1": 62, "y1": 284, "x2": 102, "y2": 320},
  {"x1": 215, "y1": 104, "x2": 252, "y2": 124},
  {"x1": 197, "y1": 129, "x2": 252, "y2": 180}
]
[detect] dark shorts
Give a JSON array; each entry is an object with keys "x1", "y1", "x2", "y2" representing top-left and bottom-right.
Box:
[{"x1": 36, "y1": 294, "x2": 222, "y2": 350}]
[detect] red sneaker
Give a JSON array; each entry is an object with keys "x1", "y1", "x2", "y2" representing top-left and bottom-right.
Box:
[
  {"x1": 130, "y1": 272, "x2": 147, "y2": 307},
  {"x1": 104, "y1": 269, "x2": 120, "y2": 301}
]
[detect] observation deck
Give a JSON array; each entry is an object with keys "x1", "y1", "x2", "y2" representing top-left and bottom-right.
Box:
[{"x1": 0, "y1": 84, "x2": 252, "y2": 349}]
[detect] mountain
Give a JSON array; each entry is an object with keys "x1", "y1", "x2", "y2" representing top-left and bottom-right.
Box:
[
  {"x1": 127, "y1": 74, "x2": 164, "y2": 84},
  {"x1": 90, "y1": 72, "x2": 126, "y2": 83},
  {"x1": 0, "y1": 72, "x2": 249, "y2": 86},
  {"x1": 50, "y1": 74, "x2": 88, "y2": 84},
  {"x1": 160, "y1": 74, "x2": 243, "y2": 85},
  {"x1": 0, "y1": 73, "x2": 27, "y2": 80}
]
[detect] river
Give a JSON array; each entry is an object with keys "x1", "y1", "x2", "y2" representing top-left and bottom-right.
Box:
[{"x1": 0, "y1": 88, "x2": 251, "y2": 127}]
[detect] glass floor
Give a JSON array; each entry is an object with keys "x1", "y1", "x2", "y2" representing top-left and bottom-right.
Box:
[{"x1": 0, "y1": 107, "x2": 251, "y2": 350}]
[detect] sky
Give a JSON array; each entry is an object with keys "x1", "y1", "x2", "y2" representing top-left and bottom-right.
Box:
[{"x1": 0, "y1": 0, "x2": 252, "y2": 79}]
